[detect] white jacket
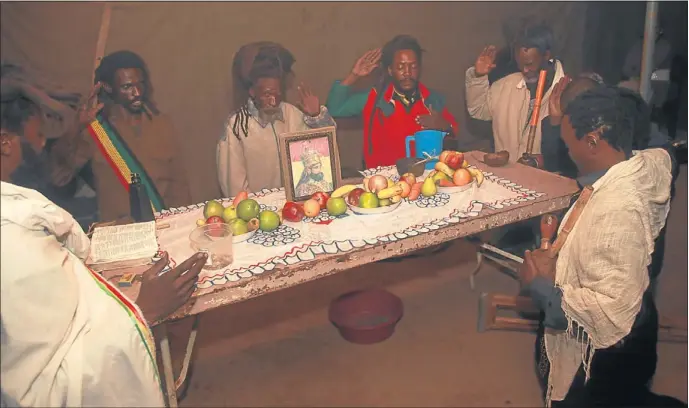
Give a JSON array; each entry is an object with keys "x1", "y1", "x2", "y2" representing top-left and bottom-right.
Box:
[
  {"x1": 465, "y1": 60, "x2": 565, "y2": 162},
  {"x1": 0, "y1": 182, "x2": 164, "y2": 407}
]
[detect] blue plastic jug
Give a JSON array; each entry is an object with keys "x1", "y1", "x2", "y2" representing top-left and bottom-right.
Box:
[{"x1": 405, "y1": 130, "x2": 447, "y2": 170}]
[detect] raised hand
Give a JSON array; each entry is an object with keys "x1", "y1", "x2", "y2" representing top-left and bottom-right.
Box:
[
  {"x1": 297, "y1": 83, "x2": 321, "y2": 117},
  {"x1": 351, "y1": 48, "x2": 382, "y2": 78},
  {"x1": 474, "y1": 46, "x2": 497, "y2": 77},
  {"x1": 136, "y1": 252, "x2": 207, "y2": 324},
  {"x1": 77, "y1": 82, "x2": 105, "y2": 127},
  {"x1": 548, "y1": 76, "x2": 572, "y2": 125}
]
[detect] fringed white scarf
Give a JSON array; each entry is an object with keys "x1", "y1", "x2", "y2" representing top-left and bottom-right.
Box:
[{"x1": 545, "y1": 149, "x2": 673, "y2": 405}]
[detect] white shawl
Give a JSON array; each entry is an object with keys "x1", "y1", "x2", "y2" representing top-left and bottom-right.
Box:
[
  {"x1": 545, "y1": 149, "x2": 673, "y2": 404},
  {"x1": 0, "y1": 182, "x2": 164, "y2": 407}
]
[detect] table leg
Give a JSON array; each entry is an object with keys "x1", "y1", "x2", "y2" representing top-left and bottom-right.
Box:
[
  {"x1": 159, "y1": 324, "x2": 178, "y2": 408},
  {"x1": 158, "y1": 315, "x2": 201, "y2": 408}
]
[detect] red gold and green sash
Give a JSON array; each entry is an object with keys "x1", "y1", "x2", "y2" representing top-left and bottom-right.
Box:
[
  {"x1": 87, "y1": 267, "x2": 160, "y2": 382},
  {"x1": 87, "y1": 114, "x2": 165, "y2": 213}
]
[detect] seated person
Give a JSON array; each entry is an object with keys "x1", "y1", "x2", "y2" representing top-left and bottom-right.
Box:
[
  {"x1": 466, "y1": 23, "x2": 565, "y2": 162},
  {"x1": 522, "y1": 85, "x2": 684, "y2": 407},
  {"x1": 217, "y1": 42, "x2": 335, "y2": 197},
  {"x1": 1, "y1": 95, "x2": 208, "y2": 406},
  {"x1": 49, "y1": 50, "x2": 192, "y2": 222},
  {"x1": 326, "y1": 35, "x2": 459, "y2": 169}
]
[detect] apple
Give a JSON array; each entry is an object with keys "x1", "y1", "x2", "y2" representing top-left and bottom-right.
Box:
[
  {"x1": 206, "y1": 216, "x2": 224, "y2": 224},
  {"x1": 452, "y1": 168, "x2": 473, "y2": 186},
  {"x1": 368, "y1": 175, "x2": 388, "y2": 193},
  {"x1": 397, "y1": 181, "x2": 411, "y2": 198},
  {"x1": 303, "y1": 199, "x2": 321, "y2": 217},
  {"x1": 311, "y1": 191, "x2": 330, "y2": 210},
  {"x1": 346, "y1": 188, "x2": 365, "y2": 206},
  {"x1": 400, "y1": 173, "x2": 416, "y2": 187},
  {"x1": 446, "y1": 152, "x2": 464, "y2": 170},
  {"x1": 282, "y1": 201, "x2": 305, "y2": 222},
  {"x1": 439, "y1": 150, "x2": 453, "y2": 164},
  {"x1": 205, "y1": 216, "x2": 226, "y2": 237}
]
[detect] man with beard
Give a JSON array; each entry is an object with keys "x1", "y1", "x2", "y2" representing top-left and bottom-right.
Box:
[
  {"x1": 217, "y1": 42, "x2": 335, "y2": 198},
  {"x1": 49, "y1": 50, "x2": 192, "y2": 222},
  {"x1": 466, "y1": 23, "x2": 565, "y2": 162},
  {"x1": 1, "y1": 89, "x2": 209, "y2": 407},
  {"x1": 326, "y1": 35, "x2": 459, "y2": 169},
  {"x1": 294, "y1": 145, "x2": 333, "y2": 197}
]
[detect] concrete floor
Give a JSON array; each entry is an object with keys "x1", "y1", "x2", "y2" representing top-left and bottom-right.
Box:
[{"x1": 166, "y1": 166, "x2": 688, "y2": 407}]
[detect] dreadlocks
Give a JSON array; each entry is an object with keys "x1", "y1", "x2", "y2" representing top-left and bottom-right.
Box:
[
  {"x1": 230, "y1": 42, "x2": 295, "y2": 140},
  {"x1": 366, "y1": 35, "x2": 424, "y2": 153},
  {"x1": 564, "y1": 85, "x2": 649, "y2": 156}
]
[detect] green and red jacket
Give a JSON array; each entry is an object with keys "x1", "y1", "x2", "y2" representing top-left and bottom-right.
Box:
[{"x1": 326, "y1": 81, "x2": 458, "y2": 169}]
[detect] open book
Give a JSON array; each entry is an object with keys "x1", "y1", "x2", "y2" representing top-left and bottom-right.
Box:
[{"x1": 87, "y1": 221, "x2": 158, "y2": 271}]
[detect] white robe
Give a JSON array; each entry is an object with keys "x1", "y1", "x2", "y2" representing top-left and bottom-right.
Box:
[{"x1": 0, "y1": 182, "x2": 164, "y2": 407}]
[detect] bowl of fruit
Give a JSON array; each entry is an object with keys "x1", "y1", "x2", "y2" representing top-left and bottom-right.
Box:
[
  {"x1": 338, "y1": 175, "x2": 409, "y2": 215},
  {"x1": 198, "y1": 191, "x2": 281, "y2": 244},
  {"x1": 429, "y1": 150, "x2": 485, "y2": 194}
]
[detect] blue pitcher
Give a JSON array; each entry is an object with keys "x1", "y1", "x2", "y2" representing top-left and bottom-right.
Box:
[{"x1": 405, "y1": 130, "x2": 447, "y2": 170}]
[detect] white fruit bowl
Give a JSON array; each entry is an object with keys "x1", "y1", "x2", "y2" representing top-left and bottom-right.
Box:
[
  {"x1": 437, "y1": 179, "x2": 476, "y2": 194},
  {"x1": 347, "y1": 200, "x2": 402, "y2": 215},
  {"x1": 232, "y1": 229, "x2": 256, "y2": 244}
]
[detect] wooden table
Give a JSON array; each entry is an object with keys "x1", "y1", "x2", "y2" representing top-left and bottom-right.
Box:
[{"x1": 102, "y1": 152, "x2": 579, "y2": 407}]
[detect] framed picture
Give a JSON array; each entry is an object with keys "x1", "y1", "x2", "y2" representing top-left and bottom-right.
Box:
[{"x1": 278, "y1": 126, "x2": 342, "y2": 203}]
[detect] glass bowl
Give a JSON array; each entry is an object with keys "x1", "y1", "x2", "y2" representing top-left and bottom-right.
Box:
[{"x1": 189, "y1": 223, "x2": 234, "y2": 270}]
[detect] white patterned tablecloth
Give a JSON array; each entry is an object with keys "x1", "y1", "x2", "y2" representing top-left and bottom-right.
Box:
[{"x1": 154, "y1": 165, "x2": 545, "y2": 290}]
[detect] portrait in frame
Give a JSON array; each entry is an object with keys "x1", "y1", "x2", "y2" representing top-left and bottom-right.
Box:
[{"x1": 278, "y1": 126, "x2": 342, "y2": 203}]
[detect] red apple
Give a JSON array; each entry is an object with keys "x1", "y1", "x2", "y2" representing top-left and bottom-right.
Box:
[
  {"x1": 439, "y1": 150, "x2": 453, "y2": 164},
  {"x1": 303, "y1": 199, "x2": 321, "y2": 218},
  {"x1": 452, "y1": 168, "x2": 472, "y2": 186},
  {"x1": 282, "y1": 201, "x2": 305, "y2": 222},
  {"x1": 446, "y1": 152, "x2": 464, "y2": 170},
  {"x1": 400, "y1": 173, "x2": 416, "y2": 187},
  {"x1": 205, "y1": 216, "x2": 226, "y2": 237},
  {"x1": 346, "y1": 188, "x2": 365, "y2": 206},
  {"x1": 368, "y1": 175, "x2": 388, "y2": 193},
  {"x1": 311, "y1": 192, "x2": 330, "y2": 210}
]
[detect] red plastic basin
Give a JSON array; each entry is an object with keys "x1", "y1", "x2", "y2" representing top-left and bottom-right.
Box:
[{"x1": 328, "y1": 289, "x2": 404, "y2": 345}]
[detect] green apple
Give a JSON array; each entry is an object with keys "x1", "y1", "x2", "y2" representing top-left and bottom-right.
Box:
[
  {"x1": 326, "y1": 197, "x2": 347, "y2": 216},
  {"x1": 204, "y1": 200, "x2": 225, "y2": 219}
]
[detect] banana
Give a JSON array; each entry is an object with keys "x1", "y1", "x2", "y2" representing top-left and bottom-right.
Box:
[
  {"x1": 377, "y1": 185, "x2": 404, "y2": 200},
  {"x1": 434, "y1": 161, "x2": 455, "y2": 177},
  {"x1": 468, "y1": 168, "x2": 484, "y2": 187},
  {"x1": 461, "y1": 160, "x2": 469, "y2": 169},
  {"x1": 390, "y1": 195, "x2": 402, "y2": 204},
  {"x1": 363, "y1": 177, "x2": 371, "y2": 192},
  {"x1": 331, "y1": 184, "x2": 358, "y2": 198},
  {"x1": 387, "y1": 178, "x2": 394, "y2": 188}
]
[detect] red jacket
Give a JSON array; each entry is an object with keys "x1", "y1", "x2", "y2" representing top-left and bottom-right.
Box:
[{"x1": 362, "y1": 83, "x2": 458, "y2": 168}]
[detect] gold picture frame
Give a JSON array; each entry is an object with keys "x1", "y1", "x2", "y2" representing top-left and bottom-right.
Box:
[{"x1": 278, "y1": 126, "x2": 342, "y2": 203}]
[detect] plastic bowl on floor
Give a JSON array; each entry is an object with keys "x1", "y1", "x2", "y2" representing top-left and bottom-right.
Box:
[{"x1": 328, "y1": 289, "x2": 404, "y2": 345}]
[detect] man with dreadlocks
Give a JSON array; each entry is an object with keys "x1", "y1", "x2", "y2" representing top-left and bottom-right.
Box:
[
  {"x1": 217, "y1": 42, "x2": 335, "y2": 198},
  {"x1": 326, "y1": 35, "x2": 459, "y2": 169},
  {"x1": 520, "y1": 85, "x2": 684, "y2": 407},
  {"x1": 49, "y1": 50, "x2": 192, "y2": 222},
  {"x1": 466, "y1": 22, "x2": 565, "y2": 162}
]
